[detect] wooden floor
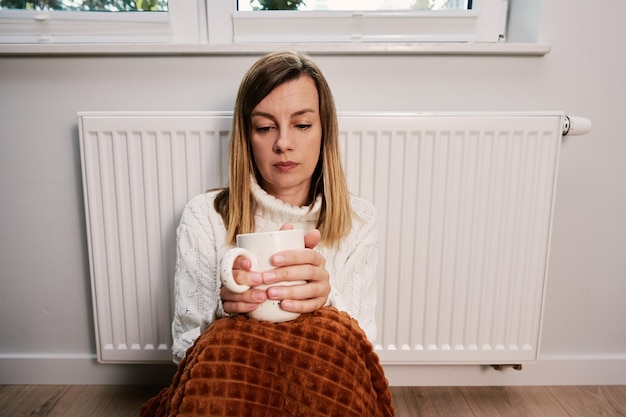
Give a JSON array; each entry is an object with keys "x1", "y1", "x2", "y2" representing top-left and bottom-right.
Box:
[
  {"x1": 0, "y1": 385, "x2": 624, "y2": 417},
  {"x1": 391, "y1": 386, "x2": 626, "y2": 417}
]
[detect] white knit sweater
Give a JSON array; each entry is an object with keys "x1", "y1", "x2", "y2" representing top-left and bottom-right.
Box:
[{"x1": 171, "y1": 180, "x2": 379, "y2": 363}]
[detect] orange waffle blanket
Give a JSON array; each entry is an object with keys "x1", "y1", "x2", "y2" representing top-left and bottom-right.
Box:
[{"x1": 140, "y1": 307, "x2": 395, "y2": 417}]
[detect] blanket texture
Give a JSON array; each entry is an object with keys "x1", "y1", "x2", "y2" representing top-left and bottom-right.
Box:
[{"x1": 140, "y1": 307, "x2": 394, "y2": 417}]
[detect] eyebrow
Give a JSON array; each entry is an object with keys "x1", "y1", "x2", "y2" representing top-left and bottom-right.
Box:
[{"x1": 251, "y1": 108, "x2": 317, "y2": 119}]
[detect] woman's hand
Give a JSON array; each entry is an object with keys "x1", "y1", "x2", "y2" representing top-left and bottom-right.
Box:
[
  {"x1": 264, "y1": 227, "x2": 330, "y2": 314},
  {"x1": 220, "y1": 254, "x2": 268, "y2": 315},
  {"x1": 220, "y1": 226, "x2": 330, "y2": 315}
]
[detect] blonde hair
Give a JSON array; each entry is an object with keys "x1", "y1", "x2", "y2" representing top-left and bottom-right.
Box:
[{"x1": 215, "y1": 51, "x2": 352, "y2": 246}]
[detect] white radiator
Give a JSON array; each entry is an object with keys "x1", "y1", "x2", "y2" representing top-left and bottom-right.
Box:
[{"x1": 78, "y1": 111, "x2": 583, "y2": 365}]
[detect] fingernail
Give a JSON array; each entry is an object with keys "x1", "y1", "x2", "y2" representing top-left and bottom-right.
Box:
[
  {"x1": 263, "y1": 271, "x2": 276, "y2": 283},
  {"x1": 267, "y1": 287, "x2": 283, "y2": 299},
  {"x1": 272, "y1": 255, "x2": 285, "y2": 265},
  {"x1": 280, "y1": 300, "x2": 294, "y2": 309}
]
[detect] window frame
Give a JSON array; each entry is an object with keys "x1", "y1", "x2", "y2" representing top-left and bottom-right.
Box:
[
  {"x1": 227, "y1": 0, "x2": 509, "y2": 44},
  {"x1": 0, "y1": 0, "x2": 509, "y2": 52}
]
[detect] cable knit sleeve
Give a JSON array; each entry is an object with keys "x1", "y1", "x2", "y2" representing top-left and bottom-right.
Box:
[
  {"x1": 325, "y1": 196, "x2": 379, "y2": 342},
  {"x1": 171, "y1": 193, "x2": 224, "y2": 364}
]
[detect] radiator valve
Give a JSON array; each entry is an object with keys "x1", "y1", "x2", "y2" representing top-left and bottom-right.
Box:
[
  {"x1": 563, "y1": 115, "x2": 592, "y2": 136},
  {"x1": 491, "y1": 364, "x2": 523, "y2": 371}
]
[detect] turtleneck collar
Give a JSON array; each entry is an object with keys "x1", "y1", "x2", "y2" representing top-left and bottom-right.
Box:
[{"x1": 250, "y1": 178, "x2": 322, "y2": 224}]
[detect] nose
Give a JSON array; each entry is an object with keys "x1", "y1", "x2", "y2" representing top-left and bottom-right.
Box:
[{"x1": 273, "y1": 128, "x2": 294, "y2": 153}]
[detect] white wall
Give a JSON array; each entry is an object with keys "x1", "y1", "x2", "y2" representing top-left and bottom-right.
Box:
[{"x1": 1, "y1": 0, "x2": 625, "y2": 386}]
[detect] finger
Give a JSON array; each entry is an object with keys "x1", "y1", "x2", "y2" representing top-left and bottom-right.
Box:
[
  {"x1": 262, "y1": 262, "x2": 326, "y2": 286},
  {"x1": 268, "y1": 282, "x2": 328, "y2": 313},
  {"x1": 268, "y1": 249, "x2": 325, "y2": 274},
  {"x1": 232, "y1": 256, "x2": 263, "y2": 286},
  {"x1": 232, "y1": 268, "x2": 263, "y2": 287},
  {"x1": 279, "y1": 223, "x2": 295, "y2": 231},
  {"x1": 266, "y1": 279, "x2": 329, "y2": 301},
  {"x1": 222, "y1": 301, "x2": 260, "y2": 315},
  {"x1": 278, "y1": 297, "x2": 328, "y2": 314},
  {"x1": 221, "y1": 287, "x2": 267, "y2": 314},
  {"x1": 304, "y1": 228, "x2": 321, "y2": 249},
  {"x1": 221, "y1": 286, "x2": 268, "y2": 303},
  {"x1": 233, "y1": 255, "x2": 252, "y2": 271}
]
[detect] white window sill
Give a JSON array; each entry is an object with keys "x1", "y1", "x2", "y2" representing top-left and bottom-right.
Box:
[{"x1": 0, "y1": 42, "x2": 550, "y2": 56}]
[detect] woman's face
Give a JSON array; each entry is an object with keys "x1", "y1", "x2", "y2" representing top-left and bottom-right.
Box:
[{"x1": 250, "y1": 75, "x2": 322, "y2": 207}]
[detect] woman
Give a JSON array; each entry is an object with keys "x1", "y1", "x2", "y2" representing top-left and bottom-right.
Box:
[{"x1": 141, "y1": 51, "x2": 394, "y2": 417}]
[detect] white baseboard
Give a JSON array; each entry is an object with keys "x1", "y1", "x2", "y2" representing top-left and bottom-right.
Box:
[
  {"x1": 1, "y1": 354, "x2": 625, "y2": 386},
  {"x1": 0, "y1": 354, "x2": 176, "y2": 385},
  {"x1": 384, "y1": 355, "x2": 626, "y2": 386}
]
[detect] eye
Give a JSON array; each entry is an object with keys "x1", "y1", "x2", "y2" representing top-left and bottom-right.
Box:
[
  {"x1": 296, "y1": 124, "x2": 311, "y2": 130},
  {"x1": 255, "y1": 126, "x2": 273, "y2": 133}
]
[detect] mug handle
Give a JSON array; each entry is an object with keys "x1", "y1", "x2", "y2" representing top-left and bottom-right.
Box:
[{"x1": 220, "y1": 247, "x2": 257, "y2": 294}]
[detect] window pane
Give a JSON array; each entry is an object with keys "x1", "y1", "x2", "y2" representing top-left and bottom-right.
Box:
[
  {"x1": 238, "y1": 0, "x2": 471, "y2": 11},
  {"x1": 0, "y1": 0, "x2": 168, "y2": 11}
]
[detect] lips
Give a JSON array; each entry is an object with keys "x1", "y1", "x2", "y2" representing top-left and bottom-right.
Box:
[{"x1": 274, "y1": 161, "x2": 299, "y2": 172}]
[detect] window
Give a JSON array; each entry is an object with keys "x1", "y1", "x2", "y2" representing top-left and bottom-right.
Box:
[
  {"x1": 218, "y1": 0, "x2": 508, "y2": 44},
  {"x1": 0, "y1": 0, "x2": 508, "y2": 45},
  {"x1": 0, "y1": 0, "x2": 201, "y2": 43},
  {"x1": 233, "y1": 0, "x2": 507, "y2": 43}
]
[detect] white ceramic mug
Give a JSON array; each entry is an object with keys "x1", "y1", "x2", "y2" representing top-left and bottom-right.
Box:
[{"x1": 220, "y1": 229, "x2": 306, "y2": 322}]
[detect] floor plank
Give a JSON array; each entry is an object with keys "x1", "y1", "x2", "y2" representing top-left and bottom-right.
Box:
[
  {"x1": 547, "y1": 386, "x2": 626, "y2": 417},
  {"x1": 45, "y1": 385, "x2": 160, "y2": 417},
  {"x1": 0, "y1": 385, "x2": 161, "y2": 417},
  {"x1": 0, "y1": 385, "x2": 70, "y2": 417},
  {"x1": 1, "y1": 385, "x2": 626, "y2": 417},
  {"x1": 390, "y1": 386, "x2": 478, "y2": 417},
  {"x1": 460, "y1": 386, "x2": 571, "y2": 417}
]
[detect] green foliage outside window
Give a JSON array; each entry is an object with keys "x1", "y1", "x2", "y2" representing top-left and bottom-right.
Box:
[
  {"x1": 0, "y1": 0, "x2": 167, "y2": 11},
  {"x1": 253, "y1": 0, "x2": 305, "y2": 10}
]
